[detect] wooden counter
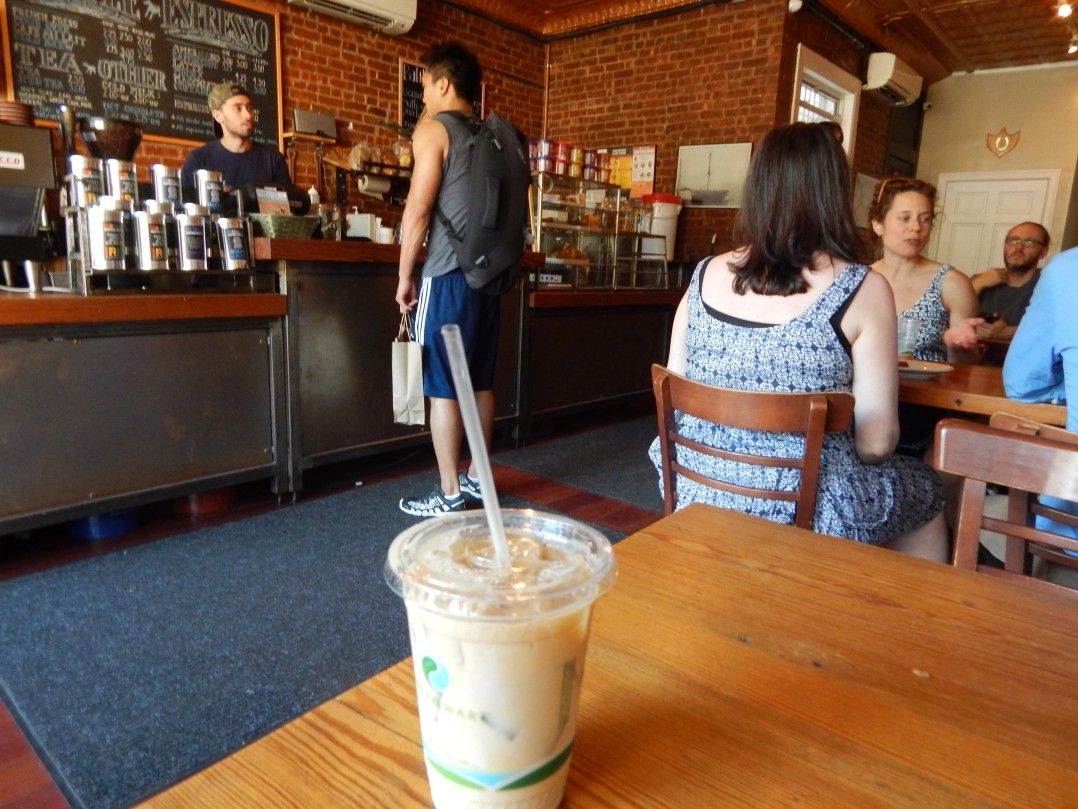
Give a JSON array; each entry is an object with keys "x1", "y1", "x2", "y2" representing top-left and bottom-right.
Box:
[
  {"x1": 0, "y1": 291, "x2": 286, "y2": 326},
  {"x1": 529, "y1": 289, "x2": 683, "y2": 308},
  {"x1": 253, "y1": 237, "x2": 545, "y2": 270},
  {"x1": 0, "y1": 238, "x2": 678, "y2": 527},
  {"x1": 0, "y1": 289, "x2": 288, "y2": 535}
]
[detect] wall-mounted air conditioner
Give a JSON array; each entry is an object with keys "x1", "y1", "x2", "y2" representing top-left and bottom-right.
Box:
[
  {"x1": 287, "y1": 0, "x2": 416, "y2": 35},
  {"x1": 864, "y1": 53, "x2": 923, "y2": 106}
]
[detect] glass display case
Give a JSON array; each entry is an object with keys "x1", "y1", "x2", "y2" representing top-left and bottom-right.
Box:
[{"x1": 532, "y1": 172, "x2": 662, "y2": 290}]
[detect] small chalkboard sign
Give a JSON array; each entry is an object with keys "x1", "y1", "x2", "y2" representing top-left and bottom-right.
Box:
[
  {"x1": 2, "y1": 0, "x2": 282, "y2": 148},
  {"x1": 399, "y1": 58, "x2": 483, "y2": 136}
]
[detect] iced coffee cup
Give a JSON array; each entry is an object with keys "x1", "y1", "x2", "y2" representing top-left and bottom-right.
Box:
[{"x1": 384, "y1": 509, "x2": 617, "y2": 809}]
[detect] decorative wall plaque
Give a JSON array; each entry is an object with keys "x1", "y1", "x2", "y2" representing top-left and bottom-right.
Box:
[{"x1": 987, "y1": 127, "x2": 1020, "y2": 158}]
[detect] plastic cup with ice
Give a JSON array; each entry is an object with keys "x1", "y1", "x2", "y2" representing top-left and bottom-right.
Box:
[{"x1": 383, "y1": 324, "x2": 617, "y2": 808}]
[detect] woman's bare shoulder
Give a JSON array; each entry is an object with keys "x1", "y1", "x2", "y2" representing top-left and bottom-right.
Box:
[{"x1": 849, "y1": 268, "x2": 896, "y2": 311}]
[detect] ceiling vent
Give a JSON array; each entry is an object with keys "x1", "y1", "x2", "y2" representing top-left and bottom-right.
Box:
[
  {"x1": 864, "y1": 52, "x2": 923, "y2": 106},
  {"x1": 287, "y1": 0, "x2": 416, "y2": 35}
]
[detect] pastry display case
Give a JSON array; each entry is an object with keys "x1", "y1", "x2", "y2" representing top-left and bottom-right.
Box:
[{"x1": 533, "y1": 172, "x2": 663, "y2": 290}]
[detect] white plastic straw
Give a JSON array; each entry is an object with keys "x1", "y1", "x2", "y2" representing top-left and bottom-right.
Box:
[{"x1": 440, "y1": 324, "x2": 510, "y2": 576}]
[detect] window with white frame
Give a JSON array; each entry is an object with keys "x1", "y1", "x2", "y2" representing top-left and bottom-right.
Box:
[{"x1": 791, "y1": 45, "x2": 861, "y2": 159}]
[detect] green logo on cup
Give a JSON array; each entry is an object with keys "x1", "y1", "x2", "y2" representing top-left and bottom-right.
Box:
[{"x1": 422, "y1": 656, "x2": 450, "y2": 692}]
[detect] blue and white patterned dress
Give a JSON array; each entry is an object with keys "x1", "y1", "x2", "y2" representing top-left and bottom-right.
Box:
[
  {"x1": 901, "y1": 264, "x2": 952, "y2": 363},
  {"x1": 648, "y1": 260, "x2": 943, "y2": 544}
]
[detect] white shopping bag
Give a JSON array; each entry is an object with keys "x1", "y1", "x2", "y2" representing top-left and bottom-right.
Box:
[{"x1": 392, "y1": 312, "x2": 425, "y2": 426}]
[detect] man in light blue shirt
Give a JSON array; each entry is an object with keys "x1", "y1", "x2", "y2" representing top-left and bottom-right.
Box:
[{"x1": 1003, "y1": 245, "x2": 1077, "y2": 542}]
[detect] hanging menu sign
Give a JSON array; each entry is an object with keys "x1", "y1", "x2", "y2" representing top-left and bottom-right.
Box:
[{"x1": 1, "y1": 0, "x2": 282, "y2": 147}]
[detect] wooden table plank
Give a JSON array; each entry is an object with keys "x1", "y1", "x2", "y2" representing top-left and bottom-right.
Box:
[
  {"x1": 138, "y1": 505, "x2": 1078, "y2": 808},
  {"x1": 898, "y1": 362, "x2": 1066, "y2": 426}
]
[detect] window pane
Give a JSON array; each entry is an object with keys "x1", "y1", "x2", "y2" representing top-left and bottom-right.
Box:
[{"x1": 800, "y1": 81, "x2": 839, "y2": 116}]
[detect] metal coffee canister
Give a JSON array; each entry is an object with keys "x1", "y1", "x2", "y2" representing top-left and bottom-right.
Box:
[
  {"x1": 144, "y1": 199, "x2": 178, "y2": 269},
  {"x1": 150, "y1": 164, "x2": 181, "y2": 206},
  {"x1": 133, "y1": 210, "x2": 169, "y2": 271},
  {"x1": 86, "y1": 206, "x2": 125, "y2": 270},
  {"x1": 195, "y1": 169, "x2": 224, "y2": 215},
  {"x1": 66, "y1": 155, "x2": 103, "y2": 207},
  {"x1": 98, "y1": 195, "x2": 138, "y2": 269},
  {"x1": 105, "y1": 159, "x2": 139, "y2": 204},
  {"x1": 174, "y1": 204, "x2": 209, "y2": 271},
  {"x1": 215, "y1": 217, "x2": 251, "y2": 271}
]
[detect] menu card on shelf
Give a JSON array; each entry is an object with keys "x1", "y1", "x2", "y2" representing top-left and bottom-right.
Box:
[{"x1": 2, "y1": 0, "x2": 282, "y2": 147}]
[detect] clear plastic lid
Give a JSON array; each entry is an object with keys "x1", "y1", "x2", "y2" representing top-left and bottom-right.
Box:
[{"x1": 385, "y1": 509, "x2": 617, "y2": 620}]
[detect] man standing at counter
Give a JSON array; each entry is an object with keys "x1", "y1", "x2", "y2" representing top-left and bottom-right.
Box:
[
  {"x1": 395, "y1": 42, "x2": 493, "y2": 516},
  {"x1": 182, "y1": 83, "x2": 291, "y2": 192}
]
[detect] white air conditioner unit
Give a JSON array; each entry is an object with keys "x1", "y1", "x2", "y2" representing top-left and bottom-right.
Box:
[
  {"x1": 864, "y1": 52, "x2": 923, "y2": 106},
  {"x1": 287, "y1": 0, "x2": 416, "y2": 35}
]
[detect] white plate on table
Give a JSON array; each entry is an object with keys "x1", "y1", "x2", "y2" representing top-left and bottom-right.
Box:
[{"x1": 898, "y1": 359, "x2": 954, "y2": 380}]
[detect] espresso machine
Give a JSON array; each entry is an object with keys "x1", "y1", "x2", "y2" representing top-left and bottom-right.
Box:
[{"x1": 0, "y1": 121, "x2": 57, "y2": 291}]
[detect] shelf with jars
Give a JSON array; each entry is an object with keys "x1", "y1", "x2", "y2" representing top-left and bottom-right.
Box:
[{"x1": 531, "y1": 172, "x2": 665, "y2": 290}]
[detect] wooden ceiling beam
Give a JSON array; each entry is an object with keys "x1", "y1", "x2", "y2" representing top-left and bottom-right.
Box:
[
  {"x1": 812, "y1": 0, "x2": 952, "y2": 84},
  {"x1": 896, "y1": 0, "x2": 973, "y2": 72}
]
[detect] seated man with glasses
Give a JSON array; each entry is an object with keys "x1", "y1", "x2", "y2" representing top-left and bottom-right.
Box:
[{"x1": 970, "y1": 221, "x2": 1050, "y2": 341}]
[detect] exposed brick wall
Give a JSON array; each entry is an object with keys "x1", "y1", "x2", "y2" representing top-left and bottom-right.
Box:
[
  {"x1": 545, "y1": 0, "x2": 787, "y2": 265},
  {"x1": 0, "y1": 0, "x2": 544, "y2": 228},
  {"x1": 0, "y1": 0, "x2": 899, "y2": 257}
]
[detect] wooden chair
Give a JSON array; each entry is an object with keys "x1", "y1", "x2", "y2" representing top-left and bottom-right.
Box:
[
  {"x1": 650, "y1": 364, "x2": 854, "y2": 527},
  {"x1": 986, "y1": 412, "x2": 1078, "y2": 574},
  {"x1": 932, "y1": 417, "x2": 1078, "y2": 591}
]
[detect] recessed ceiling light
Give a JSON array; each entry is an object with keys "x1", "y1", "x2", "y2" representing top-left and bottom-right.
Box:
[{"x1": 1059, "y1": 3, "x2": 1074, "y2": 18}]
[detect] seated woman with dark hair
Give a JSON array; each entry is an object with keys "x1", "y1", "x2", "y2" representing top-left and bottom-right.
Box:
[
  {"x1": 868, "y1": 177, "x2": 982, "y2": 364},
  {"x1": 648, "y1": 122, "x2": 947, "y2": 561}
]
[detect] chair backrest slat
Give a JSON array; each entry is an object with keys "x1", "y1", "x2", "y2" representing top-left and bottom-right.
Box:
[
  {"x1": 651, "y1": 364, "x2": 854, "y2": 529},
  {"x1": 932, "y1": 417, "x2": 1078, "y2": 591}
]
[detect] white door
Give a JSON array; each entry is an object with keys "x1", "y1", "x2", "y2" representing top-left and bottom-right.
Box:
[{"x1": 928, "y1": 170, "x2": 1059, "y2": 275}]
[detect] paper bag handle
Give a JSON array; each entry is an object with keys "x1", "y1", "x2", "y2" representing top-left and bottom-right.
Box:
[{"x1": 396, "y1": 311, "x2": 413, "y2": 342}]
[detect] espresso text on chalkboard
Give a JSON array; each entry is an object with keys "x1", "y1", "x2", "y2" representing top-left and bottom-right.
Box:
[{"x1": 3, "y1": 0, "x2": 282, "y2": 147}]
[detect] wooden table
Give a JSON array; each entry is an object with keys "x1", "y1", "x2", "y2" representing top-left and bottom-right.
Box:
[
  {"x1": 140, "y1": 504, "x2": 1078, "y2": 808},
  {"x1": 899, "y1": 361, "x2": 1066, "y2": 426}
]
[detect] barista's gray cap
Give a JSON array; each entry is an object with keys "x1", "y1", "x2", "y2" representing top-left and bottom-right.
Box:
[{"x1": 207, "y1": 83, "x2": 249, "y2": 112}]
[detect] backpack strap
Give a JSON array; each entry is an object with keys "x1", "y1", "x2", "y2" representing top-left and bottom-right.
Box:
[{"x1": 432, "y1": 111, "x2": 480, "y2": 245}]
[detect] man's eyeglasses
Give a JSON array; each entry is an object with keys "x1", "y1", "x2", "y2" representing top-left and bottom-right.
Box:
[{"x1": 1004, "y1": 236, "x2": 1045, "y2": 247}]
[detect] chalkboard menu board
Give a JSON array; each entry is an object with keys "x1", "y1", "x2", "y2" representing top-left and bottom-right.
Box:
[
  {"x1": 399, "y1": 58, "x2": 483, "y2": 135},
  {"x1": 2, "y1": 0, "x2": 282, "y2": 147}
]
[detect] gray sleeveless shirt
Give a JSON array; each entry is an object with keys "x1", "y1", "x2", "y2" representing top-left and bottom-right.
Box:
[{"x1": 422, "y1": 111, "x2": 477, "y2": 278}]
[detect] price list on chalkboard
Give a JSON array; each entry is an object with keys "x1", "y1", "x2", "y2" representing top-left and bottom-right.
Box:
[{"x1": 2, "y1": 0, "x2": 281, "y2": 146}]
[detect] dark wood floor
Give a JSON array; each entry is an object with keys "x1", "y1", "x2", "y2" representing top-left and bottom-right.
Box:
[{"x1": 0, "y1": 411, "x2": 660, "y2": 809}]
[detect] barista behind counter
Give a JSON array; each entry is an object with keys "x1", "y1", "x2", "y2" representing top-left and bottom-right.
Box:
[{"x1": 182, "y1": 83, "x2": 291, "y2": 193}]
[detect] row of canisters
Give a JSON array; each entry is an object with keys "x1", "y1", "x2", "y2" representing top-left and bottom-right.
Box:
[{"x1": 529, "y1": 140, "x2": 613, "y2": 183}]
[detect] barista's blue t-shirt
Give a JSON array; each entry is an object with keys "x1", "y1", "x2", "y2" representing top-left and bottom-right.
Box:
[{"x1": 181, "y1": 140, "x2": 290, "y2": 190}]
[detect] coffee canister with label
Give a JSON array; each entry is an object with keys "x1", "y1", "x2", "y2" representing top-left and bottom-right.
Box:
[
  {"x1": 67, "y1": 155, "x2": 103, "y2": 208},
  {"x1": 105, "y1": 159, "x2": 139, "y2": 204},
  {"x1": 215, "y1": 217, "x2": 251, "y2": 271},
  {"x1": 150, "y1": 164, "x2": 181, "y2": 206},
  {"x1": 175, "y1": 206, "x2": 209, "y2": 271},
  {"x1": 86, "y1": 206, "x2": 125, "y2": 271},
  {"x1": 133, "y1": 211, "x2": 169, "y2": 271},
  {"x1": 195, "y1": 169, "x2": 224, "y2": 215}
]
